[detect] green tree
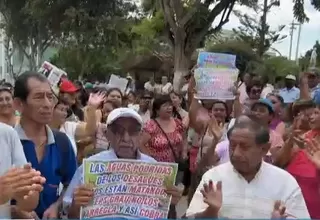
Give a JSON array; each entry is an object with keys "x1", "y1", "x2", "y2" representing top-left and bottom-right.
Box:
[
  {"x1": 299, "y1": 40, "x2": 320, "y2": 70},
  {"x1": 232, "y1": 0, "x2": 286, "y2": 57},
  {"x1": 0, "y1": 0, "x2": 71, "y2": 70},
  {"x1": 140, "y1": 0, "x2": 258, "y2": 92},
  {"x1": 51, "y1": 0, "x2": 137, "y2": 78}
]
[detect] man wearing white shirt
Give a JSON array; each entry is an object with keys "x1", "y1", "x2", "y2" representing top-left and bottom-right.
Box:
[
  {"x1": 160, "y1": 76, "x2": 173, "y2": 95},
  {"x1": 144, "y1": 76, "x2": 157, "y2": 93},
  {"x1": 187, "y1": 118, "x2": 309, "y2": 219}
]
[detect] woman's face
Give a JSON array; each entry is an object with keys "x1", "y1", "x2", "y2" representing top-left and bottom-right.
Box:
[
  {"x1": 249, "y1": 86, "x2": 262, "y2": 100},
  {"x1": 211, "y1": 102, "x2": 227, "y2": 123},
  {"x1": 268, "y1": 95, "x2": 281, "y2": 114},
  {"x1": 102, "y1": 102, "x2": 114, "y2": 120},
  {"x1": 107, "y1": 90, "x2": 122, "y2": 107},
  {"x1": 170, "y1": 93, "x2": 181, "y2": 108},
  {"x1": 309, "y1": 107, "x2": 320, "y2": 130},
  {"x1": 158, "y1": 102, "x2": 173, "y2": 118},
  {"x1": 0, "y1": 91, "x2": 13, "y2": 115},
  {"x1": 127, "y1": 93, "x2": 135, "y2": 103},
  {"x1": 53, "y1": 103, "x2": 68, "y2": 125}
]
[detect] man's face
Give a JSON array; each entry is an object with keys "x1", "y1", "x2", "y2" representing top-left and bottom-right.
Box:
[
  {"x1": 229, "y1": 128, "x2": 267, "y2": 175},
  {"x1": 308, "y1": 73, "x2": 319, "y2": 88},
  {"x1": 284, "y1": 79, "x2": 295, "y2": 88},
  {"x1": 108, "y1": 117, "x2": 141, "y2": 159},
  {"x1": 19, "y1": 78, "x2": 54, "y2": 125}
]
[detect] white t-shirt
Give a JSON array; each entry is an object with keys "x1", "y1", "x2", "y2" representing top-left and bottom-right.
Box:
[
  {"x1": 0, "y1": 123, "x2": 27, "y2": 218},
  {"x1": 60, "y1": 121, "x2": 78, "y2": 155},
  {"x1": 160, "y1": 83, "x2": 173, "y2": 95},
  {"x1": 144, "y1": 82, "x2": 157, "y2": 93},
  {"x1": 187, "y1": 162, "x2": 310, "y2": 219}
]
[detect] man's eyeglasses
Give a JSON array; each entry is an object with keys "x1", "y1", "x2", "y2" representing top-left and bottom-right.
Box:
[{"x1": 109, "y1": 124, "x2": 141, "y2": 136}]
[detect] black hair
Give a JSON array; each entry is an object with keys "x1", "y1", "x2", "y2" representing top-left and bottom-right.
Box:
[
  {"x1": 267, "y1": 93, "x2": 284, "y2": 104},
  {"x1": 151, "y1": 95, "x2": 181, "y2": 120},
  {"x1": 14, "y1": 71, "x2": 48, "y2": 101},
  {"x1": 106, "y1": 87, "x2": 123, "y2": 99},
  {"x1": 170, "y1": 91, "x2": 187, "y2": 110},
  {"x1": 228, "y1": 115, "x2": 270, "y2": 145},
  {"x1": 246, "y1": 81, "x2": 263, "y2": 94},
  {"x1": 54, "y1": 98, "x2": 69, "y2": 108}
]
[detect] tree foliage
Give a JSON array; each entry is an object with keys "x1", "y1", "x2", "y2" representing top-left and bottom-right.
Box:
[
  {"x1": 298, "y1": 40, "x2": 320, "y2": 71},
  {"x1": 49, "y1": 0, "x2": 138, "y2": 79},
  {"x1": 232, "y1": 1, "x2": 286, "y2": 57}
]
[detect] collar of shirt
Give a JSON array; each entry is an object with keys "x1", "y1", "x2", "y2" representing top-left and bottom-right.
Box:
[
  {"x1": 14, "y1": 124, "x2": 55, "y2": 144},
  {"x1": 280, "y1": 86, "x2": 298, "y2": 92}
]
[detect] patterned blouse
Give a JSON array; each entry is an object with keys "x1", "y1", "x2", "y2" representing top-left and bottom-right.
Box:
[{"x1": 143, "y1": 118, "x2": 184, "y2": 163}]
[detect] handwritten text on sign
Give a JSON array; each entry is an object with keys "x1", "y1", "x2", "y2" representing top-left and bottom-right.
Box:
[
  {"x1": 194, "y1": 68, "x2": 238, "y2": 100},
  {"x1": 81, "y1": 160, "x2": 178, "y2": 219},
  {"x1": 197, "y1": 52, "x2": 236, "y2": 69}
]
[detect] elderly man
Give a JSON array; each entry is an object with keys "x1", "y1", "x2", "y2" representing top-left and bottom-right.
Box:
[
  {"x1": 62, "y1": 108, "x2": 182, "y2": 218},
  {"x1": 186, "y1": 117, "x2": 309, "y2": 219}
]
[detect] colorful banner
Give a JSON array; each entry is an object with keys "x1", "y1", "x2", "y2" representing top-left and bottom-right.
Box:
[
  {"x1": 194, "y1": 68, "x2": 238, "y2": 100},
  {"x1": 80, "y1": 160, "x2": 178, "y2": 219},
  {"x1": 197, "y1": 52, "x2": 236, "y2": 69}
]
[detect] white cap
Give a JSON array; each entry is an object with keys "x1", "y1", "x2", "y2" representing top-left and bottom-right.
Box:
[
  {"x1": 285, "y1": 74, "x2": 296, "y2": 81},
  {"x1": 106, "y1": 107, "x2": 143, "y2": 126}
]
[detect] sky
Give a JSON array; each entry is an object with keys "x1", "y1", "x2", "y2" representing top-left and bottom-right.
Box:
[
  {"x1": 134, "y1": 0, "x2": 320, "y2": 59},
  {"x1": 214, "y1": 0, "x2": 320, "y2": 59}
]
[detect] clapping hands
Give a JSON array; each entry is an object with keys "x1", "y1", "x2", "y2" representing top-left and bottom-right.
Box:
[{"x1": 0, "y1": 163, "x2": 45, "y2": 204}]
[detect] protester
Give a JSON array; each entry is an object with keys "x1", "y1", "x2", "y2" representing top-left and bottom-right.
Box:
[
  {"x1": 279, "y1": 74, "x2": 300, "y2": 104},
  {"x1": 160, "y1": 76, "x2": 173, "y2": 95},
  {"x1": 137, "y1": 91, "x2": 152, "y2": 124},
  {"x1": 62, "y1": 108, "x2": 183, "y2": 218},
  {"x1": 0, "y1": 86, "x2": 17, "y2": 126},
  {"x1": 186, "y1": 117, "x2": 310, "y2": 219},
  {"x1": 105, "y1": 88, "x2": 123, "y2": 108},
  {"x1": 13, "y1": 71, "x2": 77, "y2": 218}
]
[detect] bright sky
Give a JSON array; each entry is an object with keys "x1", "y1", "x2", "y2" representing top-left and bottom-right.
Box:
[
  {"x1": 215, "y1": 0, "x2": 320, "y2": 58},
  {"x1": 135, "y1": 0, "x2": 320, "y2": 59}
]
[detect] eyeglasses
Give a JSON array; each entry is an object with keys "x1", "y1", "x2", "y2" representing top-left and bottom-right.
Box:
[{"x1": 109, "y1": 124, "x2": 141, "y2": 136}]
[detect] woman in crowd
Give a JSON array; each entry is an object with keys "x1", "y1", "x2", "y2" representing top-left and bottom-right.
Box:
[
  {"x1": 170, "y1": 91, "x2": 188, "y2": 127},
  {"x1": 267, "y1": 93, "x2": 286, "y2": 136},
  {"x1": 105, "y1": 87, "x2": 123, "y2": 108},
  {"x1": 0, "y1": 87, "x2": 17, "y2": 126},
  {"x1": 50, "y1": 92, "x2": 103, "y2": 155},
  {"x1": 127, "y1": 91, "x2": 139, "y2": 111},
  {"x1": 141, "y1": 95, "x2": 187, "y2": 218}
]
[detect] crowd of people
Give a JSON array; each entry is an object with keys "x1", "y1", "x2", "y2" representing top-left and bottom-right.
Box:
[{"x1": 0, "y1": 67, "x2": 320, "y2": 219}]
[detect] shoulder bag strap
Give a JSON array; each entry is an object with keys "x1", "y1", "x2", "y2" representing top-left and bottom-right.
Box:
[{"x1": 153, "y1": 119, "x2": 178, "y2": 162}]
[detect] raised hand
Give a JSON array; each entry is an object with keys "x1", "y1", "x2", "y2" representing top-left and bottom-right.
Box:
[
  {"x1": 208, "y1": 116, "x2": 223, "y2": 141},
  {"x1": 271, "y1": 200, "x2": 287, "y2": 219},
  {"x1": 73, "y1": 184, "x2": 94, "y2": 207},
  {"x1": 87, "y1": 92, "x2": 105, "y2": 108},
  {"x1": 165, "y1": 184, "x2": 184, "y2": 205},
  {"x1": 200, "y1": 180, "x2": 222, "y2": 213}
]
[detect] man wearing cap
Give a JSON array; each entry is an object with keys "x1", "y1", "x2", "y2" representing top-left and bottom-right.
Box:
[
  {"x1": 62, "y1": 107, "x2": 183, "y2": 218},
  {"x1": 279, "y1": 74, "x2": 300, "y2": 104}
]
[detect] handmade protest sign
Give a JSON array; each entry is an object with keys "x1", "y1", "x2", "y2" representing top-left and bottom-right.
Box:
[
  {"x1": 197, "y1": 52, "x2": 236, "y2": 69},
  {"x1": 108, "y1": 74, "x2": 128, "y2": 94},
  {"x1": 194, "y1": 68, "x2": 238, "y2": 100},
  {"x1": 38, "y1": 61, "x2": 67, "y2": 86},
  {"x1": 80, "y1": 160, "x2": 178, "y2": 219}
]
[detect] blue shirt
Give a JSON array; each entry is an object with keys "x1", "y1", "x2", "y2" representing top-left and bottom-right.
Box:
[
  {"x1": 279, "y1": 87, "x2": 300, "y2": 103},
  {"x1": 15, "y1": 124, "x2": 77, "y2": 218},
  {"x1": 62, "y1": 149, "x2": 156, "y2": 210}
]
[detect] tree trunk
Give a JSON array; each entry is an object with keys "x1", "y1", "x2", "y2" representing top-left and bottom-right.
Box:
[{"x1": 172, "y1": 34, "x2": 191, "y2": 93}]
